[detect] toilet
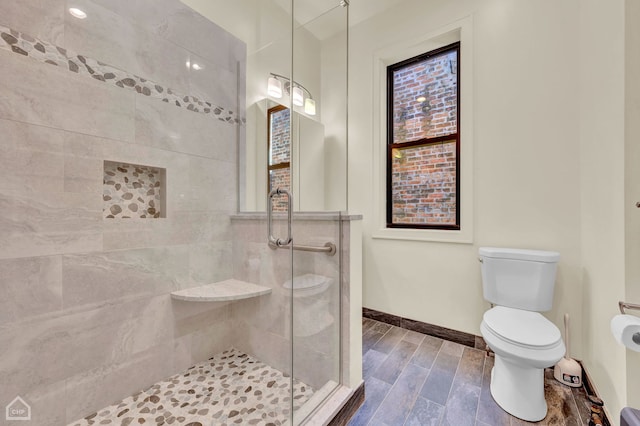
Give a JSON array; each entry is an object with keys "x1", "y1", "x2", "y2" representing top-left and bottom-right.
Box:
[{"x1": 479, "y1": 247, "x2": 566, "y2": 422}]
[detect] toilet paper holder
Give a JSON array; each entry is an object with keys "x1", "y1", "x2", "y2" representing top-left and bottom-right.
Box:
[
  {"x1": 619, "y1": 301, "x2": 640, "y2": 314},
  {"x1": 618, "y1": 301, "x2": 640, "y2": 345}
]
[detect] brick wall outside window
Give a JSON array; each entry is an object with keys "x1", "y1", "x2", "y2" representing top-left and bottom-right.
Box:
[
  {"x1": 268, "y1": 106, "x2": 290, "y2": 212},
  {"x1": 388, "y1": 44, "x2": 460, "y2": 229},
  {"x1": 391, "y1": 140, "x2": 456, "y2": 225},
  {"x1": 392, "y1": 51, "x2": 458, "y2": 143}
]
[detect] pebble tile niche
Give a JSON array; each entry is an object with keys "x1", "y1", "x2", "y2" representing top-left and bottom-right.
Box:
[{"x1": 103, "y1": 161, "x2": 166, "y2": 219}]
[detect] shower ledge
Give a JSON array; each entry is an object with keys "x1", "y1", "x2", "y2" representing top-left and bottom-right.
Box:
[{"x1": 170, "y1": 279, "x2": 272, "y2": 302}]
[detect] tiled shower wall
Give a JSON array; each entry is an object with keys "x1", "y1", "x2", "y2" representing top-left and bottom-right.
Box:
[
  {"x1": 230, "y1": 216, "x2": 349, "y2": 392},
  {"x1": 0, "y1": 0, "x2": 245, "y2": 423}
]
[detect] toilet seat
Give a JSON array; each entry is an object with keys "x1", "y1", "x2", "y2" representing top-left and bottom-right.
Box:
[{"x1": 483, "y1": 306, "x2": 562, "y2": 349}]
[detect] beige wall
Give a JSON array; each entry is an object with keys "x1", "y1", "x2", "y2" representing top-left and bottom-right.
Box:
[
  {"x1": 579, "y1": 0, "x2": 627, "y2": 420},
  {"x1": 625, "y1": 0, "x2": 640, "y2": 411},
  {"x1": 350, "y1": 0, "x2": 582, "y2": 344},
  {"x1": 348, "y1": 0, "x2": 630, "y2": 419}
]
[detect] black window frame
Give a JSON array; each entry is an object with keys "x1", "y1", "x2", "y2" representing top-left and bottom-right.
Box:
[{"x1": 386, "y1": 42, "x2": 461, "y2": 230}]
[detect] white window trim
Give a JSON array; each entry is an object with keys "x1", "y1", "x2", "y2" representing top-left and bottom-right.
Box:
[{"x1": 371, "y1": 16, "x2": 474, "y2": 244}]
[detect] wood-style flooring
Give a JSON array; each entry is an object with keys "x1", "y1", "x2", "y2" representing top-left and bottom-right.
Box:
[{"x1": 348, "y1": 318, "x2": 595, "y2": 426}]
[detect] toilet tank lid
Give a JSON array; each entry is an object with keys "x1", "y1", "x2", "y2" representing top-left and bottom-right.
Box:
[{"x1": 479, "y1": 247, "x2": 560, "y2": 263}]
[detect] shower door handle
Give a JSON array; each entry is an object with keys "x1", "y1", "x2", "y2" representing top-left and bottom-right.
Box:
[{"x1": 267, "y1": 187, "x2": 292, "y2": 247}]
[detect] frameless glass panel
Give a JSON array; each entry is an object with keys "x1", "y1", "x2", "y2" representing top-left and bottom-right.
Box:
[
  {"x1": 291, "y1": 0, "x2": 348, "y2": 423},
  {"x1": 181, "y1": 0, "x2": 299, "y2": 423}
]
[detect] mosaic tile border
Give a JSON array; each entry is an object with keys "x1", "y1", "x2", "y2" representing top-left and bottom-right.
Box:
[
  {"x1": 69, "y1": 348, "x2": 314, "y2": 426},
  {"x1": 0, "y1": 25, "x2": 245, "y2": 125}
]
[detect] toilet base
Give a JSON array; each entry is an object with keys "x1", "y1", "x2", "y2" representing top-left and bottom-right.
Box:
[{"x1": 490, "y1": 355, "x2": 547, "y2": 422}]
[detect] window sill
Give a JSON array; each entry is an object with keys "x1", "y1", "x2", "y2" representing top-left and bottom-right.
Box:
[{"x1": 371, "y1": 227, "x2": 472, "y2": 244}]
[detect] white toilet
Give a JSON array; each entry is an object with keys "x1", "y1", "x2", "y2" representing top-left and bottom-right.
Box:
[{"x1": 479, "y1": 247, "x2": 566, "y2": 422}]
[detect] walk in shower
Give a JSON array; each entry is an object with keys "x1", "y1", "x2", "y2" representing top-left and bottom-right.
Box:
[{"x1": 0, "y1": 0, "x2": 358, "y2": 424}]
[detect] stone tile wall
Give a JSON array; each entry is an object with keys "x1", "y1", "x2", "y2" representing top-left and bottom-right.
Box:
[{"x1": 0, "y1": 0, "x2": 244, "y2": 424}]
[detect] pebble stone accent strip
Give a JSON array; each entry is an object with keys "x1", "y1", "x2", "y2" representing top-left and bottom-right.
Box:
[
  {"x1": 0, "y1": 25, "x2": 244, "y2": 125},
  {"x1": 68, "y1": 348, "x2": 314, "y2": 426},
  {"x1": 103, "y1": 161, "x2": 164, "y2": 219}
]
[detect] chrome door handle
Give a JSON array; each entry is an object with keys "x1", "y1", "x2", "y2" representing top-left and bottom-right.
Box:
[{"x1": 267, "y1": 187, "x2": 292, "y2": 247}]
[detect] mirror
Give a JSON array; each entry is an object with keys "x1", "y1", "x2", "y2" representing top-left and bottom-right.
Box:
[
  {"x1": 239, "y1": 1, "x2": 348, "y2": 212},
  {"x1": 244, "y1": 100, "x2": 327, "y2": 211}
]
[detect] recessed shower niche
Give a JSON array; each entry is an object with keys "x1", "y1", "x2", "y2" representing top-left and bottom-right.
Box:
[{"x1": 103, "y1": 161, "x2": 166, "y2": 219}]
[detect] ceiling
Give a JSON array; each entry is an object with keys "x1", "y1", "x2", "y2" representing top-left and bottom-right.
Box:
[{"x1": 273, "y1": 0, "x2": 406, "y2": 40}]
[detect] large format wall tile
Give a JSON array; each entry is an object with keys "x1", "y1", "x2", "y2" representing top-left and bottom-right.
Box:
[
  {"x1": 74, "y1": 0, "x2": 181, "y2": 31},
  {"x1": 64, "y1": 0, "x2": 191, "y2": 96},
  {"x1": 0, "y1": 190, "x2": 102, "y2": 259},
  {"x1": 0, "y1": 119, "x2": 65, "y2": 193},
  {"x1": 0, "y1": 0, "x2": 245, "y2": 420},
  {"x1": 0, "y1": 256, "x2": 62, "y2": 326},
  {"x1": 61, "y1": 246, "x2": 190, "y2": 308},
  {"x1": 0, "y1": 0, "x2": 65, "y2": 45},
  {"x1": 188, "y1": 242, "x2": 233, "y2": 285},
  {"x1": 64, "y1": 132, "x2": 104, "y2": 194},
  {"x1": 0, "y1": 49, "x2": 136, "y2": 142},
  {"x1": 188, "y1": 156, "x2": 237, "y2": 212},
  {"x1": 187, "y1": 50, "x2": 240, "y2": 113},
  {"x1": 154, "y1": 4, "x2": 246, "y2": 74},
  {"x1": 64, "y1": 341, "x2": 174, "y2": 424},
  {"x1": 135, "y1": 95, "x2": 238, "y2": 161},
  {"x1": 189, "y1": 320, "x2": 234, "y2": 364},
  {"x1": 102, "y1": 212, "x2": 193, "y2": 251},
  {"x1": 0, "y1": 317, "x2": 74, "y2": 404}
]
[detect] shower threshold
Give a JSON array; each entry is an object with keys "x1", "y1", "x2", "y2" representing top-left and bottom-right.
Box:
[{"x1": 69, "y1": 348, "x2": 314, "y2": 426}]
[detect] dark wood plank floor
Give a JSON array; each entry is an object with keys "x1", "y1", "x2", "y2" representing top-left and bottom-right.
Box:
[{"x1": 349, "y1": 318, "x2": 594, "y2": 426}]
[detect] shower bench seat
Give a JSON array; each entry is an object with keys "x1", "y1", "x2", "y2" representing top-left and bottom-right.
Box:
[{"x1": 170, "y1": 279, "x2": 272, "y2": 302}]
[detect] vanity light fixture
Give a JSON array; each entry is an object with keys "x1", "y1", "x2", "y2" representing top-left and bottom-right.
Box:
[
  {"x1": 68, "y1": 7, "x2": 87, "y2": 19},
  {"x1": 267, "y1": 76, "x2": 283, "y2": 98},
  {"x1": 267, "y1": 73, "x2": 316, "y2": 115},
  {"x1": 292, "y1": 86, "x2": 304, "y2": 106},
  {"x1": 304, "y1": 98, "x2": 316, "y2": 116}
]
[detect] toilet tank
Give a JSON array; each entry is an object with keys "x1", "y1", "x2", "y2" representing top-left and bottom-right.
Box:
[{"x1": 479, "y1": 247, "x2": 560, "y2": 312}]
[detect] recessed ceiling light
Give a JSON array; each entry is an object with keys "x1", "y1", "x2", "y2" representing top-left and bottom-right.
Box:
[{"x1": 68, "y1": 7, "x2": 87, "y2": 19}]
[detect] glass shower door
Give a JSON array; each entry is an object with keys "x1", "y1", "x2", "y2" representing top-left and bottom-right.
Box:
[
  {"x1": 232, "y1": 0, "x2": 348, "y2": 422},
  {"x1": 289, "y1": 0, "x2": 349, "y2": 423}
]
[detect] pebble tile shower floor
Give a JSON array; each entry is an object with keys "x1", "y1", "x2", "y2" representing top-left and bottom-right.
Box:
[{"x1": 69, "y1": 348, "x2": 313, "y2": 426}]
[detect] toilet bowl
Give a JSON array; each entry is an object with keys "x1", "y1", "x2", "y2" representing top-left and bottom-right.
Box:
[
  {"x1": 478, "y1": 247, "x2": 563, "y2": 422},
  {"x1": 481, "y1": 306, "x2": 565, "y2": 422}
]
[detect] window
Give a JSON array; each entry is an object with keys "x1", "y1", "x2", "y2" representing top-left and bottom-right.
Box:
[
  {"x1": 387, "y1": 42, "x2": 460, "y2": 230},
  {"x1": 268, "y1": 105, "x2": 290, "y2": 212}
]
